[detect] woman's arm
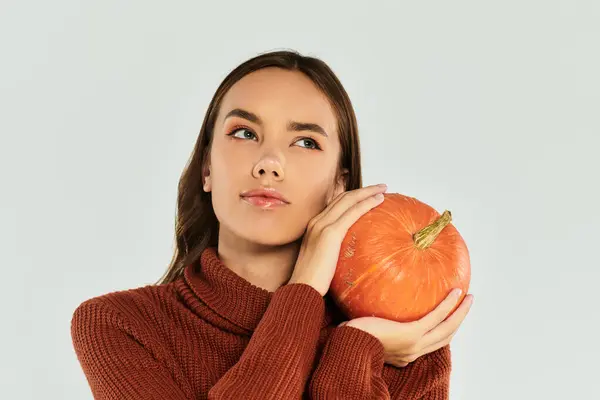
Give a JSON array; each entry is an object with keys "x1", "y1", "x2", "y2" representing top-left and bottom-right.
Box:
[
  {"x1": 71, "y1": 298, "x2": 194, "y2": 400},
  {"x1": 308, "y1": 325, "x2": 451, "y2": 400},
  {"x1": 308, "y1": 289, "x2": 472, "y2": 399},
  {"x1": 71, "y1": 282, "x2": 325, "y2": 400},
  {"x1": 207, "y1": 282, "x2": 325, "y2": 399}
]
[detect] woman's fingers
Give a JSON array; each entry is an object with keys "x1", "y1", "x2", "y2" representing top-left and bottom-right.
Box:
[
  {"x1": 314, "y1": 184, "x2": 387, "y2": 230},
  {"x1": 420, "y1": 294, "x2": 473, "y2": 349},
  {"x1": 415, "y1": 289, "x2": 464, "y2": 333},
  {"x1": 418, "y1": 338, "x2": 453, "y2": 359},
  {"x1": 332, "y1": 192, "x2": 386, "y2": 234}
]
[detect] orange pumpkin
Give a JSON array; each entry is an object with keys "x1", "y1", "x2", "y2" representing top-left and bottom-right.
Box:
[{"x1": 330, "y1": 193, "x2": 471, "y2": 322}]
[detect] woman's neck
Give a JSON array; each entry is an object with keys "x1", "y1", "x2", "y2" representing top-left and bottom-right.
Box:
[{"x1": 216, "y1": 230, "x2": 301, "y2": 292}]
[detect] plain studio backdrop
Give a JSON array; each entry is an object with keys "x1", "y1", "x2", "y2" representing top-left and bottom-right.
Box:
[{"x1": 1, "y1": 1, "x2": 598, "y2": 399}]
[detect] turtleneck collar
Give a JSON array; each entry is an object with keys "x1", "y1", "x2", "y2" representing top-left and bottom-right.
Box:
[{"x1": 180, "y1": 246, "x2": 340, "y2": 333}]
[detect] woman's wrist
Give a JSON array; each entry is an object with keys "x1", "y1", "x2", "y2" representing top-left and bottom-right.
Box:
[{"x1": 287, "y1": 276, "x2": 326, "y2": 296}]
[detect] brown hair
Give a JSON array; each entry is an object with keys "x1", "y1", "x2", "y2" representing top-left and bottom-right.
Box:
[{"x1": 155, "y1": 49, "x2": 363, "y2": 285}]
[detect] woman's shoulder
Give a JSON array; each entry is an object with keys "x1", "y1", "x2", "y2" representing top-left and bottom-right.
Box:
[
  {"x1": 69, "y1": 279, "x2": 195, "y2": 382},
  {"x1": 71, "y1": 279, "x2": 183, "y2": 331}
]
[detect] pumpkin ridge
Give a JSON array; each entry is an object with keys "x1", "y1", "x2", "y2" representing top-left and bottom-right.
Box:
[{"x1": 337, "y1": 245, "x2": 405, "y2": 303}]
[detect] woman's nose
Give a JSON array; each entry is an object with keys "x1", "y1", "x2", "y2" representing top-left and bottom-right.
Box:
[{"x1": 252, "y1": 157, "x2": 284, "y2": 181}]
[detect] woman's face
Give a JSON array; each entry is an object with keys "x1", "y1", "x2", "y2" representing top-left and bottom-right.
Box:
[{"x1": 204, "y1": 67, "x2": 345, "y2": 246}]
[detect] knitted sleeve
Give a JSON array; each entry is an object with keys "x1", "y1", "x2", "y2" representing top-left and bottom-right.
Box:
[
  {"x1": 70, "y1": 298, "x2": 194, "y2": 399},
  {"x1": 71, "y1": 283, "x2": 325, "y2": 399},
  {"x1": 308, "y1": 325, "x2": 452, "y2": 399},
  {"x1": 207, "y1": 283, "x2": 325, "y2": 399}
]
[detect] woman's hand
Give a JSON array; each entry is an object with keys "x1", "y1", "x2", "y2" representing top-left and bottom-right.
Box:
[
  {"x1": 340, "y1": 289, "x2": 474, "y2": 367},
  {"x1": 288, "y1": 183, "x2": 388, "y2": 296}
]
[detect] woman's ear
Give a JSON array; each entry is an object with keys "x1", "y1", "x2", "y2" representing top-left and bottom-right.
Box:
[
  {"x1": 327, "y1": 168, "x2": 349, "y2": 205},
  {"x1": 335, "y1": 168, "x2": 349, "y2": 196},
  {"x1": 337, "y1": 168, "x2": 349, "y2": 193},
  {"x1": 202, "y1": 163, "x2": 212, "y2": 192}
]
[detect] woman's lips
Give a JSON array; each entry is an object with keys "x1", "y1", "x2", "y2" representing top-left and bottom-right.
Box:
[
  {"x1": 240, "y1": 188, "x2": 290, "y2": 209},
  {"x1": 241, "y1": 195, "x2": 288, "y2": 208}
]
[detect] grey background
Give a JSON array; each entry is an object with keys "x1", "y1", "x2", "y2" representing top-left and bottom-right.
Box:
[{"x1": 2, "y1": 1, "x2": 598, "y2": 399}]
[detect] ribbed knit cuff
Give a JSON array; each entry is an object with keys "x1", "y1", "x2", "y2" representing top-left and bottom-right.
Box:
[
  {"x1": 326, "y1": 325, "x2": 385, "y2": 370},
  {"x1": 266, "y1": 283, "x2": 325, "y2": 333},
  {"x1": 308, "y1": 325, "x2": 388, "y2": 399}
]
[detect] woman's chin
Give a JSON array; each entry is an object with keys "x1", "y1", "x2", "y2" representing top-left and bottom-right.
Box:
[
  {"x1": 216, "y1": 205, "x2": 313, "y2": 247},
  {"x1": 233, "y1": 222, "x2": 305, "y2": 248},
  {"x1": 244, "y1": 231, "x2": 302, "y2": 247}
]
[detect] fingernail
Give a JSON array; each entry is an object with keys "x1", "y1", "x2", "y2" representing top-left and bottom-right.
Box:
[
  {"x1": 374, "y1": 193, "x2": 384, "y2": 201},
  {"x1": 453, "y1": 288, "x2": 462, "y2": 297},
  {"x1": 377, "y1": 183, "x2": 387, "y2": 188}
]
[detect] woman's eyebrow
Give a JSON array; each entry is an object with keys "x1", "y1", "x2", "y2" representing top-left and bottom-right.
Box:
[{"x1": 224, "y1": 108, "x2": 328, "y2": 138}]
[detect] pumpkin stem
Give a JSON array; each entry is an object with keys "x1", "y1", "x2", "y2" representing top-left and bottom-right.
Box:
[{"x1": 413, "y1": 210, "x2": 452, "y2": 250}]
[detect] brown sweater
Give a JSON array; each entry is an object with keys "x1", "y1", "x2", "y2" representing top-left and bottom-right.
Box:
[{"x1": 71, "y1": 246, "x2": 452, "y2": 399}]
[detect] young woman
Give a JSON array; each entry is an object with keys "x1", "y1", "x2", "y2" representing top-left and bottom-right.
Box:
[{"x1": 71, "y1": 50, "x2": 473, "y2": 399}]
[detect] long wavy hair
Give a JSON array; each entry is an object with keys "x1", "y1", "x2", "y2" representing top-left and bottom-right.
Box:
[{"x1": 156, "y1": 50, "x2": 363, "y2": 285}]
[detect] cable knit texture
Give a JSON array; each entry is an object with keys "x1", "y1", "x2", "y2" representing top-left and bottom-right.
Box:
[{"x1": 71, "y1": 247, "x2": 452, "y2": 399}]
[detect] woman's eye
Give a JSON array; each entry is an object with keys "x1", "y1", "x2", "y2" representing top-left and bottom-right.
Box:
[
  {"x1": 294, "y1": 138, "x2": 320, "y2": 150},
  {"x1": 230, "y1": 128, "x2": 257, "y2": 140}
]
